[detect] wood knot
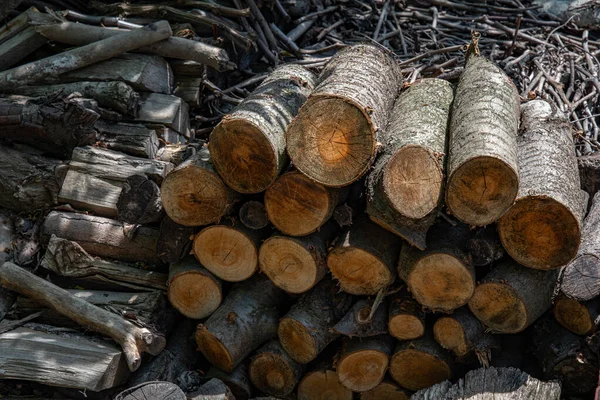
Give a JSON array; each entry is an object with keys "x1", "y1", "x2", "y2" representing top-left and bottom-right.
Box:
[{"x1": 226, "y1": 312, "x2": 237, "y2": 324}]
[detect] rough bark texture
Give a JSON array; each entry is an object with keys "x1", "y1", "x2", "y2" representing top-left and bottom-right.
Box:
[
  {"x1": 337, "y1": 334, "x2": 394, "y2": 392},
  {"x1": 579, "y1": 153, "x2": 600, "y2": 198},
  {"x1": 115, "y1": 381, "x2": 186, "y2": 400},
  {"x1": 210, "y1": 64, "x2": 316, "y2": 194},
  {"x1": 332, "y1": 298, "x2": 389, "y2": 338},
  {"x1": 360, "y1": 380, "x2": 410, "y2": 400},
  {"x1": 499, "y1": 100, "x2": 585, "y2": 270},
  {"x1": 388, "y1": 289, "x2": 426, "y2": 340},
  {"x1": 117, "y1": 175, "x2": 164, "y2": 225},
  {"x1": 0, "y1": 7, "x2": 34, "y2": 44},
  {"x1": 446, "y1": 55, "x2": 520, "y2": 226},
  {"x1": 287, "y1": 44, "x2": 401, "y2": 187},
  {"x1": 398, "y1": 221, "x2": 475, "y2": 313},
  {"x1": 278, "y1": 278, "x2": 353, "y2": 363},
  {"x1": 206, "y1": 363, "x2": 252, "y2": 400},
  {"x1": 239, "y1": 200, "x2": 269, "y2": 230},
  {"x1": 157, "y1": 216, "x2": 195, "y2": 265},
  {"x1": 433, "y1": 307, "x2": 494, "y2": 359},
  {"x1": 554, "y1": 295, "x2": 599, "y2": 336},
  {"x1": 195, "y1": 275, "x2": 287, "y2": 372},
  {"x1": 468, "y1": 259, "x2": 558, "y2": 333},
  {"x1": 95, "y1": 121, "x2": 160, "y2": 159},
  {"x1": 466, "y1": 226, "x2": 505, "y2": 266},
  {"x1": 249, "y1": 340, "x2": 305, "y2": 397}
]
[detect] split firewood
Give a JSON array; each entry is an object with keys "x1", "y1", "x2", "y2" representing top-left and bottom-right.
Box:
[
  {"x1": 579, "y1": 153, "x2": 600, "y2": 198},
  {"x1": 115, "y1": 381, "x2": 185, "y2": 400},
  {"x1": 554, "y1": 294, "x2": 599, "y2": 336},
  {"x1": 360, "y1": 380, "x2": 410, "y2": 400},
  {"x1": 332, "y1": 298, "x2": 389, "y2": 338},
  {"x1": 210, "y1": 64, "x2": 316, "y2": 194},
  {"x1": 297, "y1": 357, "x2": 353, "y2": 400},
  {"x1": 367, "y1": 78, "x2": 453, "y2": 250},
  {"x1": 278, "y1": 278, "x2": 353, "y2": 363},
  {"x1": 249, "y1": 340, "x2": 305, "y2": 397},
  {"x1": 117, "y1": 175, "x2": 164, "y2": 225},
  {"x1": 174, "y1": 76, "x2": 202, "y2": 107},
  {"x1": 499, "y1": 100, "x2": 585, "y2": 269},
  {"x1": 157, "y1": 217, "x2": 195, "y2": 265},
  {"x1": 446, "y1": 49, "x2": 520, "y2": 226},
  {"x1": 206, "y1": 362, "x2": 252, "y2": 400},
  {"x1": 134, "y1": 93, "x2": 190, "y2": 136},
  {"x1": 95, "y1": 121, "x2": 160, "y2": 158},
  {"x1": 337, "y1": 335, "x2": 394, "y2": 392},
  {"x1": 0, "y1": 262, "x2": 166, "y2": 371},
  {"x1": 0, "y1": 26, "x2": 46, "y2": 71},
  {"x1": 0, "y1": 7, "x2": 38, "y2": 44},
  {"x1": 465, "y1": 226, "x2": 505, "y2": 266},
  {"x1": 388, "y1": 289, "x2": 426, "y2": 341},
  {"x1": 239, "y1": 201, "x2": 269, "y2": 230},
  {"x1": 468, "y1": 259, "x2": 558, "y2": 333}
]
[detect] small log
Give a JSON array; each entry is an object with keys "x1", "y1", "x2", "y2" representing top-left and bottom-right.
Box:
[
  {"x1": 0, "y1": 7, "x2": 38, "y2": 45},
  {"x1": 468, "y1": 259, "x2": 558, "y2": 333},
  {"x1": 134, "y1": 93, "x2": 190, "y2": 135},
  {"x1": 239, "y1": 201, "x2": 269, "y2": 230},
  {"x1": 0, "y1": 262, "x2": 166, "y2": 371},
  {"x1": 287, "y1": 44, "x2": 401, "y2": 187},
  {"x1": 360, "y1": 380, "x2": 410, "y2": 400},
  {"x1": 168, "y1": 256, "x2": 222, "y2": 319},
  {"x1": 195, "y1": 275, "x2": 287, "y2": 372},
  {"x1": 389, "y1": 332, "x2": 453, "y2": 391},
  {"x1": 297, "y1": 361, "x2": 353, "y2": 400},
  {"x1": 264, "y1": 170, "x2": 346, "y2": 236},
  {"x1": 206, "y1": 363, "x2": 252, "y2": 400},
  {"x1": 332, "y1": 298, "x2": 389, "y2": 338},
  {"x1": 433, "y1": 308, "x2": 495, "y2": 359},
  {"x1": 116, "y1": 382, "x2": 185, "y2": 400},
  {"x1": 210, "y1": 65, "x2": 316, "y2": 194},
  {"x1": 161, "y1": 148, "x2": 237, "y2": 227},
  {"x1": 446, "y1": 54, "x2": 520, "y2": 226},
  {"x1": 193, "y1": 219, "x2": 267, "y2": 282},
  {"x1": 328, "y1": 217, "x2": 400, "y2": 295},
  {"x1": 388, "y1": 289, "x2": 426, "y2": 341},
  {"x1": 249, "y1": 340, "x2": 305, "y2": 397},
  {"x1": 174, "y1": 76, "x2": 201, "y2": 107},
  {"x1": 0, "y1": 26, "x2": 46, "y2": 71},
  {"x1": 337, "y1": 335, "x2": 394, "y2": 392},
  {"x1": 465, "y1": 226, "x2": 505, "y2": 267},
  {"x1": 499, "y1": 100, "x2": 585, "y2": 269},
  {"x1": 157, "y1": 216, "x2": 195, "y2": 265},
  {"x1": 117, "y1": 175, "x2": 164, "y2": 225},
  {"x1": 278, "y1": 278, "x2": 353, "y2": 363},
  {"x1": 188, "y1": 378, "x2": 235, "y2": 400},
  {"x1": 41, "y1": 211, "x2": 163, "y2": 266},
  {"x1": 398, "y1": 221, "x2": 474, "y2": 312},
  {"x1": 95, "y1": 121, "x2": 159, "y2": 158},
  {"x1": 554, "y1": 295, "x2": 599, "y2": 336}
]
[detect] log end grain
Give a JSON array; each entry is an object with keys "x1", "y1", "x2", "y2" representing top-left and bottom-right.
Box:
[
  {"x1": 278, "y1": 317, "x2": 317, "y2": 363},
  {"x1": 328, "y1": 247, "x2": 394, "y2": 295},
  {"x1": 468, "y1": 282, "x2": 527, "y2": 333},
  {"x1": 337, "y1": 348, "x2": 389, "y2": 392},
  {"x1": 359, "y1": 381, "x2": 410, "y2": 400},
  {"x1": 195, "y1": 325, "x2": 235, "y2": 372},
  {"x1": 168, "y1": 269, "x2": 222, "y2": 319},
  {"x1": 297, "y1": 370, "x2": 353, "y2": 400},
  {"x1": 433, "y1": 317, "x2": 469, "y2": 357},
  {"x1": 554, "y1": 296, "x2": 595, "y2": 336},
  {"x1": 249, "y1": 343, "x2": 302, "y2": 397},
  {"x1": 561, "y1": 254, "x2": 600, "y2": 301},
  {"x1": 389, "y1": 349, "x2": 451, "y2": 392},
  {"x1": 389, "y1": 313, "x2": 425, "y2": 340}
]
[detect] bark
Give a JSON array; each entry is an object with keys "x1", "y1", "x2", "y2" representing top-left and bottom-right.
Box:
[
  {"x1": 0, "y1": 20, "x2": 172, "y2": 90},
  {"x1": 332, "y1": 298, "x2": 389, "y2": 338},
  {"x1": 210, "y1": 64, "x2": 316, "y2": 194},
  {"x1": 297, "y1": 362, "x2": 353, "y2": 400},
  {"x1": 264, "y1": 170, "x2": 347, "y2": 236},
  {"x1": 0, "y1": 26, "x2": 46, "y2": 71},
  {"x1": 117, "y1": 175, "x2": 164, "y2": 225},
  {"x1": 446, "y1": 55, "x2": 520, "y2": 226},
  {"x1": 95, "y1": 121, "x2": 159, "y2": 158},
  {"x1": 239, "y1": 201, "x2": 269, "y2": 230},
  {"x1": 554, "y1": 295, "x2": 600, "y2": 336},
  {"x1": 278, "y1": 278, "x2": 353, "y2": 363},
  {"x1": 0, "y1": 262, "x2": 166, "y2": 372},
  {"x1": 561, "y1": 191, "x2": 600, "y2": 300},
  {"x1": 134, "y1": 93, "x2": 190, "y2": 135},
  {"x1": 168, "y1": 256, "x2": 222, "y2": 319},
  {"x1": 249, "y1": 340, "x2": 305, "y2": 397},
  {"x1": 579, "y1": 153, "x2": 600, "y2": 198},
  {"x1": 0, "y1": 7, "x2": 37, "y2": 45},
  {"x1": 388, "y1": 289, "x2": 426, "y2": 341},
  {"x1": 337, "y1": 334, "x2": 395, "y2": 392},
  {"x1": 287, "y1": 44, "x2": 401, "y2": 187},
  {"x1": 466, "y1": 226, "x2": 505, "y2": 266},
  {"x1": 41, "y1": 211, "x2": 163, "y2": 266},
  {"x1": 328, "y1": 217, "x2": 401, "y2": 295},
  {"x1": 195, "y1": 275, "x2": 287, "y2": 372},
  {"x1": 188, "y1": 378, "x2": 235, "y2": 400},
  {"x1": 161, "y1": 147, "x2": 237, "y2": 227},
  {"x1": 115, "y1": 382, "x2": 186, "y2": 400},
  {"x1": 499, "y1": 100, "x2": 585, "y2": 269},
  {"x1": 174, "y1": 76, "x2": 202, "y2": 107},
  {"x1": 206, "y1": 363, "x2": 252, "y2": 400},
  {"x1": 398, "y1": 221, "x2": 475, "y2": 313},
  {"x1": 360, "y1": 380, "x2": 410, "y2": 400},
  {"x1": 468, "y1": 259, "x2": 558, "y2": 333},
  {"x1": 157, "y1": 216, "x2": 195, "y2": 265}
]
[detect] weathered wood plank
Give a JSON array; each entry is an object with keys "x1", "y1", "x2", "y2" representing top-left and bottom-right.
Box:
[
  {"x1": 95, "y1": 121, "x2": 159, "y2": 158},
  {"x1": 134, "y1": 93, "x2": 190, "y2": 136},
  {"x1": 0, "y1": 7, "x2": 38, "y2": 45}
]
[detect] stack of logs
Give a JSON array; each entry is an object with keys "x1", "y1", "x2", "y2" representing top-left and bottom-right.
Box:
[{"x1": 0, "y1": 7, "x2": 598, "y2": 400}]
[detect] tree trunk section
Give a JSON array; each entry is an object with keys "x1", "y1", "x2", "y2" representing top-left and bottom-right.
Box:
[
  {"x1": 466, "y1": 226, "x2": 505, "y2": 266},
  {"x1": 0, "y1": 7, "x2": 37, "y2": 45},
  {"x1": 287, "y1": 44, "x2": 401, "y2": 187},
  {"x1": 115, "y1": 382, "x2": 186, "y2": 400},
  {"x1": 499, "y1": 100, "x2": 585, "y2": 269},
  {"x1": 210, "y1": 64, "x2": 316, "y2": 194},
  {"x1": 249, "y1": 340, "x2": 305, "y2": 397},
  {"x1": 388, "y1": 289, "x2": 426, "y2": 341},
  {"x1": 0, "y1": 26, "x2": 46, "y2": 71},
  {"x1": 157, "y1": 216, "x2": 195, "y2": 265},
  {"x1": 360, "y1": 380, "x2": 410, "y2": 400},
  {"x1": 554, "y1": 294, "x2": 599, "y2": 336},
  {"x1": 337, "y1": 334, "x2": 394, "y2": 392},
  {"x1": 117, "y1": 175, "x2": 164, "y2": 225},
  {"x1": 95, "y1": 121, "x2": 160, "y2": 159},
  {"x1": 446, "y1": 55, "x2": 520, "y2": 226},
  {"x1": 206, "y1": 362, "x2": 252, "y2": 400},
  {"x1": 297, "y1": 362, "x2": 353, "y2": 400},
  {"x1": 332, "y1": 298, "x2": 389, "y2": 338}
]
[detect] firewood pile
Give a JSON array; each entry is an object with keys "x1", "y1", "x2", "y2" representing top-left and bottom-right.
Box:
[{"x1": 0, "y1": 0, "x2": 600, "y2": 399}]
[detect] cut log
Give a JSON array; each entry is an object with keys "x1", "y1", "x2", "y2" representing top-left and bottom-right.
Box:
[
  {"x1": 360, "y1": 380, "x2": 410, "y2": 400},
  {"x1": 498, "y1": 100, "x2": 584, "y2": 269},
  {"x1": 337, "y1": 334, "x2": 394, "y2": 392},
  {"x1": 116, "y1": 382, "x2": 186, "y2": 400},
  {"x1": 278, "y1": 278, "x2": 353, "y2": 363},
  {"x1": 554, "y1": 295, "x2": 599, "y2": 335},
  {"x1": 239, "y1": 201, "x2": 269, "y2": 230},
  {"x1": 188, "y1": 378, "x2": 235, "y2": 400},
  {"x1": 287, "y1": 44, "x2": 400, "y2": 187},
  {"x1": 0, "y1": 26, "x2": 46, "y2": 71},
  {"x1": 468, "y1": 259, "x2": 558, "y2": 333},
  {"x1": 0, "y1": 262, "x2": 166, "y2": 371},
  {"x1": 260, "y1": 223, "x2": 337, "y2": 294},
  {"x1": 0, "y1": 326, "x2": 129, "y2": 391},
  {"x1": 561, "y1": 191, "x2": 600, "y2": 300},
  {"x1": 328, "y1": 217, "x2": 400, "y2": 295},
  {"x1": 195, "y1": 275, "x2": 287, "y2": 372},
  {"x1": 157, "y1": 217, "x2": 195, "y2": 265},
  {"x1": 297, "y1": 362, "x2": 353, "y2": 400},
  {"x1": 249, "y1": 340, "x2": 305, "y2": 397},
  {"x1": 41, "y1": 211, "x2": 163, "y2": 266},
  {"x1": 210, "y1": 64, "x2": 316, "y2": 194},
  {"x1": 332, "y1": 298, "x2": 389, "y2": 338},
  {"x1": 445, "y1": 54, "x2": 520, "y2": 226},
  {"x1": 95, "y1": 121, "x2": 159, "y2": 158},
  {"x1": 174, "y1": 76, "x2": 201, "y2": 107},
  {"x1": 397, "y1": 221, "x2": 474, "y2": 313},
  {"x1": 134, "y1": 93, "x2": 190, "y2": 135},
  {"x1": 533, "y1": 317, "x2": 598, "y2": 395},
  {"x1": 168, "y1": 256, "x2": 222, "y2": 319},
  {"x1": 388, "y1": 289, "x2": 426, "y2": 341},
  {"x1": 264, "y1": 170, "x2": 346, "y2": 236},
  {"x1": 433, "y1": 308, "x2": 494, "y2": 359},
  {"x1": 465, "y1": 226, "x2": 505, "y2": 266},
  {"x1": 161, "y1": 147, "x2": 237, "y2": 227},
  {"x1": 117, "y1": 175, "x2": 164, "y2": 225},
  {"x1": 193, "y1": 219, "x2": 267, "y2": 282},
  {"x1": 206, "y1": 363, "x2": 252, "y2": 400},
  {"x1": 0, "y1": 7, "x2": 38, "y2": 45},
  {"x1": 389, "y1": 332, "x2": 453, "y2": 391}
]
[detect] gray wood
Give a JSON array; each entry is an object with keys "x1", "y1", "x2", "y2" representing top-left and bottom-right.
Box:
[
  {"x1": 170, "y1": 60, "x2": 205, "y2": 76},
  {"x1": 0, "y1": 7, "x2": 38, "y2": 45},
  {"x1": 116, "y1": 381, "x2": 186, "y2": 400},
  {"x1": 188, "y1": 378, "x2": 235, "y2": 400},
  {"x1": 0, "y1": 27, "x2": 46, "y2": 71},
  {"x1": 134, "y1": 92, "x2": 190, "y2": 135},
  {"x1": 153, "y1": 124, "x2": 189, "y2": 143},
  {"x1": 174, "y1": 76, "x2": 202, "y2": 106},
  {"x1": 95, "y1": 121, "x2": 159, "y2": 158},
  {"x1": 157, "y1": 143, "x2": 203, "y2": 165}
]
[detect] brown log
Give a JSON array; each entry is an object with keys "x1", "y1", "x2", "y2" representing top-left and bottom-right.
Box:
[
  {"x1": 116, "y1": 382, "x2": 185, "y2": 400},
  {"x1": 210, "y1": 65, "x2": 316, "y2": 194},
  {"x1": 446, "y1": 54, "x2": 520, "y2": 226},
  {"x1": 554, "y1": 295, "x2": 599, "y2": 336},
  {"x1": 195, "y1": 275, "x2": 287, "y2": 372},
  {"x1": 398, "y1": 221, "x2": 474, "y2": 313},
  {"x1": 499, "y1": 100, "x2": 585, "y2": 269},
  {"x1": 297, "y1": 359, "x2": 353, "y2": 400},
  {"x1": 249, "y1": 340, "x2": 305, "y2": 397},
  {"x1": 157, "y1": 216, "x2": 195, "y2": 265},
  {"x1": 206, "y1": 363, "x2": 252, "y2": 400},
  {"x1": 468, "y1": 259, "x2": 558, "y2": 333},
  {"x1": 433, "y1": 307, "x2": 495, "y2": 359},
  {"x1": 239, "y1": 201, "x2": 269, "y2": 230},
  {"x1": 0, "y1": 262, "x2": 166, "y2": 371},
  {"x1": 328, "y1": 217, "x2": 400, "y2": 295},
  {"x1": 168, "y1": 256, "x2": 222, "y2": 319},
  {"x1": 278, "y1": 278, "x2": 353, "y2": 363},
  {"x1": 332, "y1": 298, "x2": 389, "y2": 338},
  {"x1": 287, "y1": 44, "x2": 401, "y2": 187},
  {"x1": 388, "y1": 289, "x2": 426, "y2": 341},
  {"x1": 117, "y1": 175, "x2": 164, "y2": 225},
  {"x1": 337, "y1": 335, "x2": 394, "y2": 392},
  {"x1": 465, "y1": 226, "x2": 505, "y2": 267},
  {"x1": 95, "y1": 121, "x2": 159, "y2": 159},
  {"x1": 359, "y1": 380, "x2": 410, "y2": 400}
]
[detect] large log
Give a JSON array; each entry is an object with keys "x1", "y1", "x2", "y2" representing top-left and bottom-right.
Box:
[
  {"x1": 249, "y1": 340, "x2": 305, "y2": 397},
  {"x1": 287, "y1": 44, "x2": 401, "y2": 187},
  {"x1": 554, "y1": 295, "x2": 599, "y2": 336},
  {"x1": 195, "y1": 275, "x2": 287, "y2": 372},
  {"x1": 468, "y1": 259, "x2": 557, "y2": 333},
  {"x1": 366, "y1": 78, "x2": 453, "y2": 249},
  {"x1": 499, "y1": 100, "x2": 585, "y2": 269},
  {"x1": 210, "y1": 65, "x2": 316, "y2": 194},
  {"x1": 388, "y1": 289, "x2": 426, "y2": 341},
  {"x1": 337, "y1": 335, "x2": 394, "y2": 392},
  {"x1": 445, "y1": 54, "x2": 520, "y2": 226}
]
